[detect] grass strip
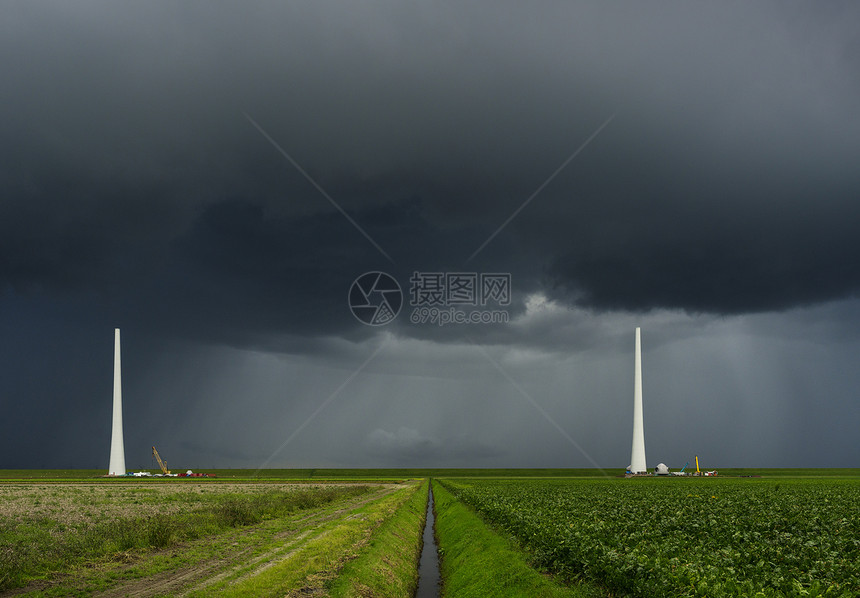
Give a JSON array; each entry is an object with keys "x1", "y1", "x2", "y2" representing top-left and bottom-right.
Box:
[
  {"x1": 328, "y1": 478, "x2": 428, "y2": 598},
  {"x1": 433, "y1": 480, "x2": 606, "y2": 598},
  {"x1": 207, "y1": 482, "x2": 419, "y2": 597}
]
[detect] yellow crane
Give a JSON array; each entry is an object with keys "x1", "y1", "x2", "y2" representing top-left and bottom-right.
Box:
[{"x1": 152, "y1": 446, "x2": 170, "y2": 475}]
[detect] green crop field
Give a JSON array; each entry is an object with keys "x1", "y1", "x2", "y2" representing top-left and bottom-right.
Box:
[
  {"x1": 439, "y1": 477, "x2": 860, "y2": 597},
  {"x1": 2, "y1": 470, "x2": 858, "y2": 596}
]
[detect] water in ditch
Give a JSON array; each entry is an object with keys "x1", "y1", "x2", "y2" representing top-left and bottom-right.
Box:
[{"x1": 415, "y1": 484, "x2": 441, "y2": 598}]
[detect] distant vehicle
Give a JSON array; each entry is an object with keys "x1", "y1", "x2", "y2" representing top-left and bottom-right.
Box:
[{"x1": 177, "y1": 470, "x2": 216, "y2": 478}]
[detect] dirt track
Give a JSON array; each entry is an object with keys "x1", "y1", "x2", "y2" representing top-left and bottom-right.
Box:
[
  {"x1": 2, "y1": 483, "x2": 404, "y2": 597},
  {"x1": 98, "y1": 484, "x2": 399, "y2": 597}
]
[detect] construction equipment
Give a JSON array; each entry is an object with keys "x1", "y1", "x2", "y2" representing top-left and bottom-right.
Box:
[
  {"x1": 695, "y1": 455, "x2": 700, "y2": 475},
  {"x1": 671, "y1": 461, "x2": 690, "y2": 476},
  {"x1": 152, "y1": 446, "x2": 170, "y2": 475}
]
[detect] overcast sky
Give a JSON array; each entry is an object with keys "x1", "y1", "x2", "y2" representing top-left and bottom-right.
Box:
[{"x1": 2, "y1": 1, "x2": 858, "y2": 470}]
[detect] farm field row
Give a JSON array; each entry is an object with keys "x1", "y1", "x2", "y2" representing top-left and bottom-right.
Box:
[{"x1": 439, "y1": 477, "x2": 860, "y2": 597}]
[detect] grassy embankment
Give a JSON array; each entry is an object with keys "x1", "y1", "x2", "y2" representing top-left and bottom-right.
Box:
[
  {"x1": 0, "y1": 484, "x2": 369, "y2": 592},
  {"x1": 198, "y1": 480, "x2": 423, "y2": 597},
  {"x1": 326, "y1": 478, "x2": 428, "y2": 597},
  {"x1": 432, "y1": 480, "x2": 608, "y2": 598}
]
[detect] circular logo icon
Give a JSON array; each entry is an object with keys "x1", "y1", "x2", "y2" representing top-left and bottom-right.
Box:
[{"x1": 348, "y1": 272, "x2": 403, "y2": 326}]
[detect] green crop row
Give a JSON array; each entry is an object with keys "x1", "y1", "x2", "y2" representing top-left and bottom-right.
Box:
[{"x1": 439, "y1": 478, "x2": 860, "y2": 597}]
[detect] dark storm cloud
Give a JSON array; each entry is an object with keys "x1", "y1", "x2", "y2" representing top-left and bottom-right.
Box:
[
  {"x1": 2, "y1": 1, "x2": 859, "y2": 336},
  {"x1": 2, "y1": 2, "x2": 860, "y2": 470},
  {"x1": 544, "y1": 188, "x2": 860, "y2": 313}
]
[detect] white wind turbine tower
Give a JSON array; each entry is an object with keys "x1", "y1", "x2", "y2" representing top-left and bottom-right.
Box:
[
  {"x1": 629, "y1": 327, "x2": 647, "y2": 474},
  {"x1": 108, "y1": 328, "x2": 126, "y2": 476}
]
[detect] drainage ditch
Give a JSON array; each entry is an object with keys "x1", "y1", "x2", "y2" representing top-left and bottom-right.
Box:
[{"x1": 414, "y1": 483, "x2": 441, "y2": 598}]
